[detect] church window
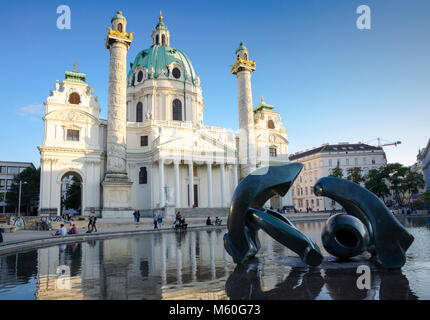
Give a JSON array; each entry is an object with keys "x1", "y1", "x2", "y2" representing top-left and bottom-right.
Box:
[
  {"x1": 117, "y1": 23, "x2": 123, "y2": 32},
  {"x1": 244, "y1": 53, "x2": 248, "y2": 60},
  {"x1": 66, "y1": 129, "x2": 79, "y2": 141},
  {"x1": 156, "y1": 35, "x2": 159, "y2": 45},
  {"x1": 162, "y1": 34, "x2": 166, "y2": 45},
  {"x1": 172, "y1": 99, "x2": 182, "y2": 121},
  {"x1": 141, "y1": 135, "x2": 148, "y2": 147},
  {"x1": 139, "y1": 167, "x2": 147, "y2": 184},
  {"x1": 137, "y1": 71, "x2": 143, "y2": 82},
  {"x1": 269, "y1": 147, "x2": 277, "y2": 157},
  {"x1": 68, "y1": 92, "x2": 80, "y2": 105},
  {"x1": 268, "y1": 120, "x2": 275, "y2": 129},
  {"x1": 136, "y1": 102, "x2": 143, "y2": 122},
  {"x1": 172, "y1": 67, "x2": 181, "y2": 79}
]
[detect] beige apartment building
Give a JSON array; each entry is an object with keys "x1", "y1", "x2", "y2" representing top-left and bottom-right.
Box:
[{"x1": 289, "y1": 143, "x2": 387, "y2": 212}]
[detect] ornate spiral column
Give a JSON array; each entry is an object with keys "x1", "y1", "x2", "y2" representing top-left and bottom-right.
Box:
[{"x1": 102, "y1": 11, "x2": 134, "y2": 218}]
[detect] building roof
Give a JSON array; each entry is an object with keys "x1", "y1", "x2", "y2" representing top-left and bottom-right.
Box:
[
  {"x1": 236, "y1": 42, "x2": 248, "y2": 52},
  {"x1": 289, "y1": 143, "x2": 384, "y2": 161},
  {"x1": 127, "y1": 45, "x2": 196, "y2": 84},
  {"x1": 111, "y1": 10, "x2": 126, "y2": 22},
  {"x1": 253, "y1": 96, "x2": 275, "y2": 113}
]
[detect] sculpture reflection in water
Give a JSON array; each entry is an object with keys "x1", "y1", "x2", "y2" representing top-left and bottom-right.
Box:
[
  {"x1": 224, "y1": 164, "x2": 414, "y2": 269},
  {"x1": 225, "y1": 258, "x2": 418, "y2": 300}
]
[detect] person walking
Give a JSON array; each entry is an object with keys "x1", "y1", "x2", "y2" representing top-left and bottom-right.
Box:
[
  {"x1": 91, "y1": 215, "x2": 98, "y2": 232},
  {"x1": 137, "y1": 210, "x2": 141, "y2": 223},
  {"x1": 87, "y1": 216, "x2": 93, "y2": 232},
  {"x1": 133, "y1": 210, "x2": 138, "y2": 223},
  {"x1": 87, "y1": 215, "x2": 97, "y2": 232},
  {"x1": 153, "y1": 213, "x2": 158, "y2": 229},
  {"x1": 157, "y1": 214, "x2": 163, "y2": 229}
]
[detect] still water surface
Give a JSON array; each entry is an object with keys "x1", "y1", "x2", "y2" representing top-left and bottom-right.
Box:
[{"x1": 0, "y1": 217, "x2": 429, "y2": 300}]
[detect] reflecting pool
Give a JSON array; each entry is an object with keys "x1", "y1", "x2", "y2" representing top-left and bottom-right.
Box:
[{"x1": 1, "y1": 216, "x2": 430, "y2": 300}]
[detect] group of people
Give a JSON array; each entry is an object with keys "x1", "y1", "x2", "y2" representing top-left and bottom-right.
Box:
[
  {"x1": 174, "y1": 211, "x2": 188, "y2": 230},
  {"x1": 133, "y1": 210, "x2": 141, "y2": 223},
  {"x1": 153, "y1": 213, "x2": 163, "y2": 229},
  {"x1": 53, "y1": 214, "x2": 97, "y2": 236},
  {"x1": 53, "y1": 223, "x2": 79, "y2": 236},
  {"x1": 206, "y1": 216, "x2": 222, "y2": 226}
]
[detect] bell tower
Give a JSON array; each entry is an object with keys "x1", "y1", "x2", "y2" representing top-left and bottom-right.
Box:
[
  {"x1": 231, "y1": 43, "x2": 257, "y2": 178},
  {"x1": 102, "y1": 10, "x2": 134, "y2": 218}
]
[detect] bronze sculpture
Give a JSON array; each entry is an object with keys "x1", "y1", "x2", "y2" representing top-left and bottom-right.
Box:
[
  {"x1": 224, "y1": 164, "x2": 323, "y2": 266},
  {"x1": 224, "y1": 164, "x2": 414, "y2": 269}
]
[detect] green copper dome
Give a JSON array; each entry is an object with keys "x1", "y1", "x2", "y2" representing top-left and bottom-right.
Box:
[
  {"x1": 111, "y1": 10, "x2": 126, "y2": 22},
  {"x1": 236, "y1": 42, "x2": 247, "y2": 53},
  {"x1": 128, "y1": 45, "x2": 196, "y2": 84}
]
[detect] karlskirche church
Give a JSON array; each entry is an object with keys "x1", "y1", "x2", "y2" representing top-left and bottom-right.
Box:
[{"x1": 38, "y1": 11, "x2": 292, "y2": 217}]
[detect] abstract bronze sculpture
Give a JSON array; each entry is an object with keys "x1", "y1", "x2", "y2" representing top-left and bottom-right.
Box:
[
  {"x1": 224, "y1": 165, "x2": 414, "y2": 269},
  {"x1": 224, "y1": 163, "x2": 323, "y2": 266},
  {"x1": 314, "y1": 177, "x2": 414, "y2": 269}
]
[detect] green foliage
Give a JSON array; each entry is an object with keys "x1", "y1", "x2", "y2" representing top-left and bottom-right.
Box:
[
  {"x1": 63, "y1": 176, "x2": 81, "y2": 212},
  {"x1": 346, "y1": 167, "x2": 364, "y2": 184},
  {"x1": 423, "y1": 191, "x2": 430, "y2": 203},
  {"x1": 329, "y1": 165, "x2": 344, "y2": 178},
  {"x1": 362, "y1": 163, "x2": 425, "y2": 207},
  {"x1": 364, "y1": 168, "x2": 390, "y2": 203},
  {"x1": 6, "y1": 167, "x2": 40, "y2": 214}
]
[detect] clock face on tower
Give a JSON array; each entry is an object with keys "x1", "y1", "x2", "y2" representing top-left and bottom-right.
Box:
[{"x1": 172, "y1": 67, "x2": 181, "y2": 79}]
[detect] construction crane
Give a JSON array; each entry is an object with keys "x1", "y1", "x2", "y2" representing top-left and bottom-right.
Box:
[{"x1": 364, "y1": 138, "x2": 402, "y2": 148}]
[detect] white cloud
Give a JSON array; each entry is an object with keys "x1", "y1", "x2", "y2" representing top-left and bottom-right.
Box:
[{"x1": 17, "y1": 103, "x2": 44, "y2": 119}]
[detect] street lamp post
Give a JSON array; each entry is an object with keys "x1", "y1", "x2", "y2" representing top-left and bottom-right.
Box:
[{"x1": 17, "y1": 180, "x2": 27, "y2": 216}]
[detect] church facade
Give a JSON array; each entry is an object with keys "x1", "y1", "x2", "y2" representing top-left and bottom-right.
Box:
[{"x1": 38, "y1": 11, "x2": 292, "y2": 217}]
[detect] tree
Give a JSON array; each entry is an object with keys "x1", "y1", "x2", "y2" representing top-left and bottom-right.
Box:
[
  {"x1": 402, "y1": 169, "x2": 425, "y2": 197},
  {"x1": 364, "y1": 168, "x2": 390, "y2": 204},
  {"x1": 6, "y1": 167, "x2": 40, "y2": 215},
  {"x1": 63, "y1": 176, "x2": 81, "y2": 213},
  {"x1": 379, "y1": 163, "x2": 408, "y2": 206},
  {"x1": 346, "y1": 167, "x2": 364, "y2": 184},
  {"x1": 329, "y1": 165, "x2": 344, "y2": 178}
]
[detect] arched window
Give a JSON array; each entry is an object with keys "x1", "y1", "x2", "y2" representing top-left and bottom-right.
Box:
[
  {"x1": 136, "y1": 102, "x2": 143, "y2": 122},
  {"x1": 137, "y1": 71, "x2": 143, "y2": 82},
  {"x1": 156, "y1": 35, "x2": 159, "y2": 45},
  {"x1": 68, "y1": 92, "x2": 80, "y2": 105},
  {"x1": 139, "y1": 167, "x2": 147, "y2": 184},
  {"x1": 268, "y1": 120, "x2": 275, "y2": 129},
  {"x1": 162, "y1": 34, "x2": 166, "y2": 45},
  {"x1": 244, "y1": 53, "x2": 248, "y2": 60},
  {"x1": 117, "y1": 23, "x2": 123, "y2": 32},
  {"x1": 172, "y1": 99, "x2": 182, "y2": 121}
]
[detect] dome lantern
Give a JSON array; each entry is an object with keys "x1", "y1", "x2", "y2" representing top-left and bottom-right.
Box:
[
  {"x1": 111, "y1": 10, "x2": 127, "y2": 33},
  {"x1": 152, "y1": 10, "x2": 170, "y2": 46}
]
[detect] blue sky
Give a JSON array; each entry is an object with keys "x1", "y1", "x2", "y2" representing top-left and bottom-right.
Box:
[{"x1": 1, "y1": 0, "x2": 429, "y2": 167}]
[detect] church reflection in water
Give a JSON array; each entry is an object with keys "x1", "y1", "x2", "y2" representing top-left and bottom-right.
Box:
[{"x1": 0, "y1": 218, "x2": 428, "y2": 300}]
